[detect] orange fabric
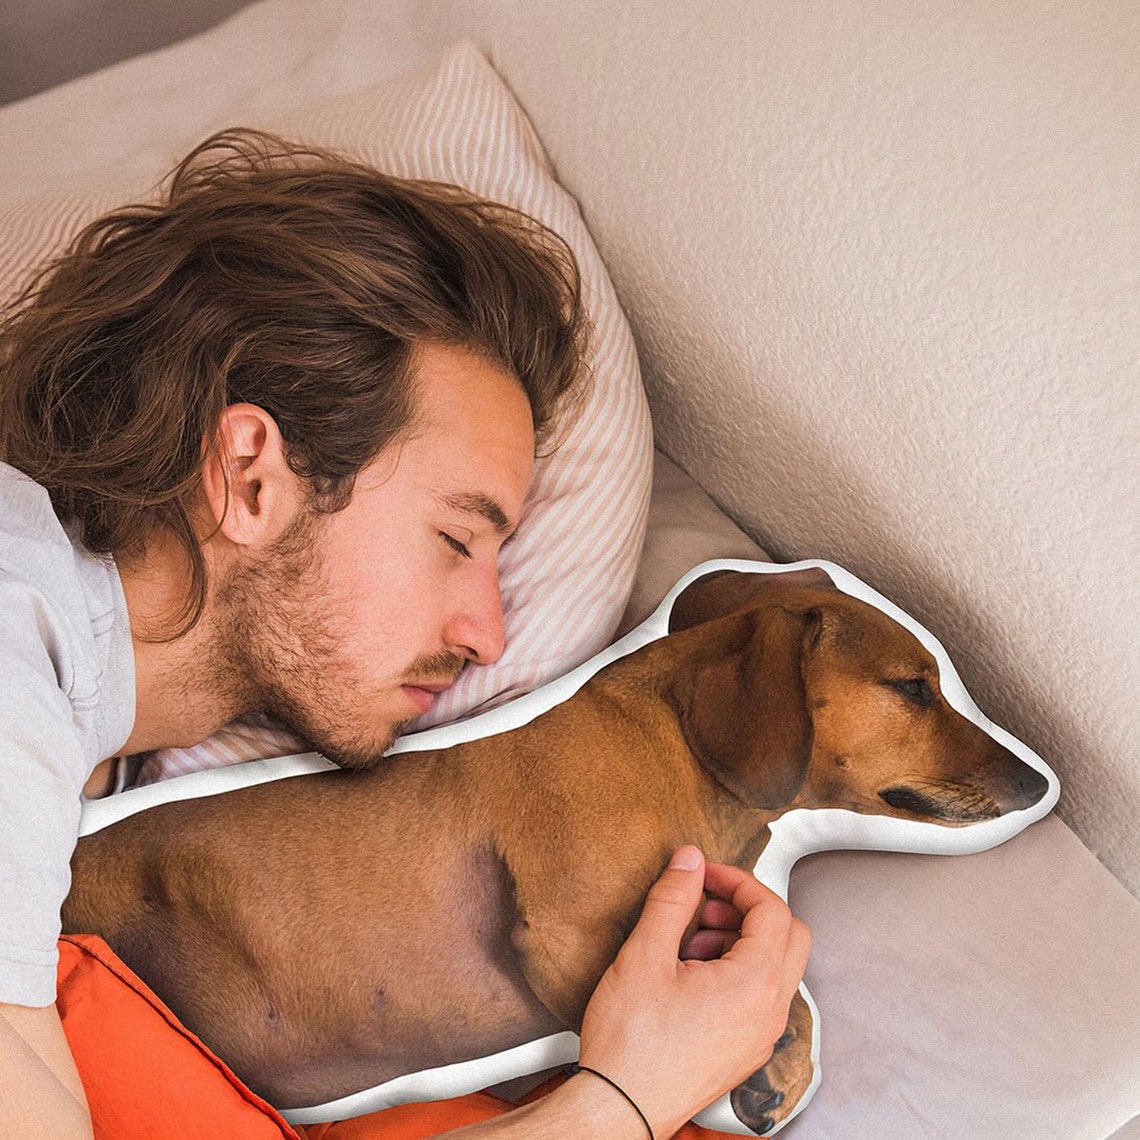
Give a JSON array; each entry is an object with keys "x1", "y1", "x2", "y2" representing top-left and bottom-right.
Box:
[
  {"x1": 57, "y1": 935, "x2": 300, "y2": 1139},
  {"x1": 57, "y1": 935, "x2": 746, "y2": 1139}
]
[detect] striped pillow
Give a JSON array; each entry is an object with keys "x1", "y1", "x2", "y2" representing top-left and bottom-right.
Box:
[{"x1": 0, "y1": 43, "x2": 652, "y2": 783}]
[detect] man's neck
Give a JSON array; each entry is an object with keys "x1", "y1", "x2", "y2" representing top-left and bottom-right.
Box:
[{"x1": 115, "y1": 537, "x2": 244, "y2": 756}]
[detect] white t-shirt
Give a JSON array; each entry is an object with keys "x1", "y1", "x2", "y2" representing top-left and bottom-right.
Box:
[{"x1": 0, "y1": 462, "x2": 135, "y2": 1006}]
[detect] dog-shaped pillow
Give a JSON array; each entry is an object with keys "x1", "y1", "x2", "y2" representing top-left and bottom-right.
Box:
[{"x1": 71, "y1": 560, "x2": 1058, "y2": 1135}]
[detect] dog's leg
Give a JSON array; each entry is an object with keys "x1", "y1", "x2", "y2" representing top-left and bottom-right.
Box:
[
  {"x1": 503, "y1": 848, "x2": 665, "y2": 1031},
  {"x1": 510, "y1": 894, "x2": 636, "y2": 1029},
  {"x1": 729, "y1": 988, "x2": 816, "y2": 1135}
]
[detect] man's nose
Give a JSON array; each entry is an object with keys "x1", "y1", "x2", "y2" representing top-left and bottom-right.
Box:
[{"x1": 444, "y1": 567, "x2": 507, "y2": 666}]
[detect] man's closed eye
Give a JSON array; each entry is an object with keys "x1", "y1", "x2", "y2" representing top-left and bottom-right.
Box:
[{"x1": 440, "y1": 532, "x2": 473, "y2": 559}]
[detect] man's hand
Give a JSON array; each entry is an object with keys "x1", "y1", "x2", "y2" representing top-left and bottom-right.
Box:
[{"x1": 577, "y1": 846, "x2": 810, "y2": 1139}]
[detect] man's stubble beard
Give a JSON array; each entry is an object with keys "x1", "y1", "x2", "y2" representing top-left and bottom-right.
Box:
[{"x1": 204, "y1": 508, "x2": 420, "y2": 771}]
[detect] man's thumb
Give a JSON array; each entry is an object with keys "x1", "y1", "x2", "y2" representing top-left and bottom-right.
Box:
[{"x1": 630, "y1": 845, "x2": 706, "y2": 957}]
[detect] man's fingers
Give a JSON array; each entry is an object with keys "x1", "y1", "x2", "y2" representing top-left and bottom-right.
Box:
[
  {"x1": 727, "y1": 906, "x2": 811, "y2": 995},
  {"x1": 782, "y1": 917, "x2": 812, "y2": 983},
  {"x1": 680, "y1": 928, "x2": 740, "y2": 961},
  {"x1": 699, "y1": 861, "x2": 811, "y2": 982},
  {"x1": 632, "y1": 853, "x2": 810, "y2": 987},
  {"x1": 698, "y1": 896, "x2": 743, "y2": 931},
  {"x1": 702, "y1": 859, "x2": 776, "y2": 910},
  {"x1": 704, "y1": 862, "x2": 795, "y2": 941},
  {"x1": 681, "y1": 896, "x2": 745, "y2": 961},
  {"x1": 627, "y1": 846, "x2": 707, "y2": 960}
]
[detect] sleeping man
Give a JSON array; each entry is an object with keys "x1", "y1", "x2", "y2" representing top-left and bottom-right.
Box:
[{"x1": 0, "y1": 130, "x2": 809, "y2": 1140}]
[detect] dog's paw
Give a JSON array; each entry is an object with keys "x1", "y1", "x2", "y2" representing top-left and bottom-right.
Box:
[{"x1": 729, "y1": 990, "x2": 814, "y2": 1135}]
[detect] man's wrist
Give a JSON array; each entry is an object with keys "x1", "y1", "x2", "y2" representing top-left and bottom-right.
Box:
[
  {"x1": 440, "y1": 1071, "x2": 655, "y2": 1138},
  {"x1": 565, "y1": 1065, "x2": 654, "y2": 1138},
  {"x1": 548, "y1": 1071, "x2": 656, "y2": 1138}
]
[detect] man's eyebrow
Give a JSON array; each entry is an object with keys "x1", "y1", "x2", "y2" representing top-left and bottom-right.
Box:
[{"x1": 438, "y1": 492, "x2": 516, "y2": 537}]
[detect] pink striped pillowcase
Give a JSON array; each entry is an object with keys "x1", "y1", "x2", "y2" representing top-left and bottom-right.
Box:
[{"x1": 0, "y1": 43, "x2": 652, "y2": 784}]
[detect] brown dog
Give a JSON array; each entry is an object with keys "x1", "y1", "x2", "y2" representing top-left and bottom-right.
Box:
[{"x1": 63, "y1": 569, "x2": 1049, "y2": 1134}]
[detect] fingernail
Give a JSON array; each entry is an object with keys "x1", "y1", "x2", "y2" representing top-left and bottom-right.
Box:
[{"x1": 669, "y1": 845, "x2": 703, "y2": 871}]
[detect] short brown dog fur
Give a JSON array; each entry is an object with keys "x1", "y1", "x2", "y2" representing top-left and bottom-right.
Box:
[{"x1": 63, "y1": 569, "x2": 1048, "y2": 1134}]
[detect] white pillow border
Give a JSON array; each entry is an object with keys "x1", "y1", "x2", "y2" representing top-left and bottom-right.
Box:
[{"x1": 77, "y1": 559, "x2": 1059, "y2": 1133}]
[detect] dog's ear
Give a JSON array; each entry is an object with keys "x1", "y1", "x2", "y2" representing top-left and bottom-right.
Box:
[
  {"x1": 669, "y1": 568, "x2": 835, "y2": 633},
  {"x1": 669, "y1": 605, "x2": 818, "y2": 809}
]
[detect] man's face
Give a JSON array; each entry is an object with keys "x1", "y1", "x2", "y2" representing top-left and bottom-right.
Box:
[{"x1": 216, "y1": 342, "x2": 536, "y2": 768}]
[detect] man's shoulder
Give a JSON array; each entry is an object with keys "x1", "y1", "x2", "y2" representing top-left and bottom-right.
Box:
[
  {"x1": 0, "y1": 458, "x2": 121, "y2": 666},
  {"x1": 0, "y1": 461, "x2": 134, "y2": 762},
  {"x1": 0, "y1": 461, "x2": 71, "y2": 560}
]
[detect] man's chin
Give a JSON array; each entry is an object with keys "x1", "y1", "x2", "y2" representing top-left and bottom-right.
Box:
[{"x1": 308, "y1": 716, "x2": 417, "y2": 772}]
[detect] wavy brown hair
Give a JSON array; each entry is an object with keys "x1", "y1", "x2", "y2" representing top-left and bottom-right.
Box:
[{"x1": 0, "y1": 129, "x2": 589, "y2": 637}]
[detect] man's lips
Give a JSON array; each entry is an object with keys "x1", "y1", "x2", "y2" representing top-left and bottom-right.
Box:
[{"x1": 401, "y1": 679, "x2": 457, "y2": 714}]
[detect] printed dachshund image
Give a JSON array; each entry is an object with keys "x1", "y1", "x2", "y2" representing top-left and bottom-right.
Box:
[{"x1": 63, "y1": 568, "x2": 1050, "y2": 1135}]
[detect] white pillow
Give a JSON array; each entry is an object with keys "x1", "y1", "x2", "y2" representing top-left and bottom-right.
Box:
[{"x1": 0, "y1": 43, "x2": 653, "y2": 780}]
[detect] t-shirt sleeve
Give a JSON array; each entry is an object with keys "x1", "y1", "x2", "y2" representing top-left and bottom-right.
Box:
[{"x1": 0, "y1": 580, "x2": 88, "y2": 1007}]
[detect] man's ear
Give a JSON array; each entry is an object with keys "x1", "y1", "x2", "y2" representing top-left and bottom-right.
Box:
[{"x1": 200, "y1": 404, "x2": 305, "y2": 548}]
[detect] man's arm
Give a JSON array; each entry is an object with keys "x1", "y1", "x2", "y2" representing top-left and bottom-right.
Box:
[
  {"x1": 0, "y1": 1002, "x2": 93, "y2": 1140},
  {"x1": 444, "y1": 1073, "x2": 651, "y2": 1138}
]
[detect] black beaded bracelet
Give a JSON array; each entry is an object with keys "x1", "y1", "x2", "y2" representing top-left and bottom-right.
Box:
[{"x1": 566, "y1": 1063, "x2": 655, "y2": 1139}]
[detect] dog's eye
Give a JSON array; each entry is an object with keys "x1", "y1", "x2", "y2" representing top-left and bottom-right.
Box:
[{"x1": 887, "y1": 678, "x2": 935, "y2": 707}]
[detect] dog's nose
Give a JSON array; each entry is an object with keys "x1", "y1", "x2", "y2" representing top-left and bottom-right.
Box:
[
  {"x1": 1012, "y1": 761, "x2": 1050, "y2": 810},
  {"x1": 978, "y1": 745, "x2": 1052, "y2": 815}
]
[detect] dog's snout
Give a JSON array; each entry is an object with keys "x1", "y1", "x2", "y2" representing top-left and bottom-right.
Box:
[{"x1": 875, "y1": 744, "x2": 1051, "y2": 824}]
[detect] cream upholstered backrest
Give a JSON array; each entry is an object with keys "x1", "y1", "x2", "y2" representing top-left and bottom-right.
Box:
[
  {"x1": 2, "y1": 0, "x2": 1135, "y2": 898},
  {"x1": 411, "y1": 0, "x2": 1138, "y2": 897}
]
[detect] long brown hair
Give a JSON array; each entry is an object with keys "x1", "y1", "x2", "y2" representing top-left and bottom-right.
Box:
[{"x1": 0, "y1": 129, "x2": 589, "y2": 637}]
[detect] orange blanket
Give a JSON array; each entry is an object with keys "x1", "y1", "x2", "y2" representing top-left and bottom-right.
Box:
[{"x1": 57, "y1": 935, "x2": 744, "y2": 1139}]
